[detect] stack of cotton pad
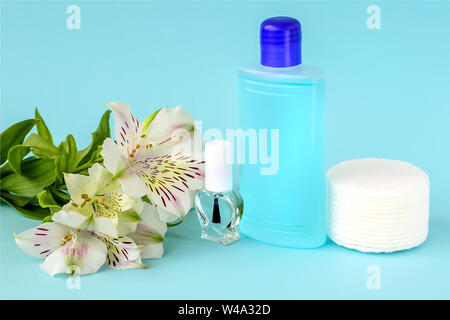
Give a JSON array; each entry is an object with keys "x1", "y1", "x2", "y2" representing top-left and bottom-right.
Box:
[{"x1": 326, "y1": 158, "x2": 429, "y2": 253}]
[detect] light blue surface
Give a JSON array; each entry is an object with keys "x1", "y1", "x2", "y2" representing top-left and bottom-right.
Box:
[{"x1": 1, "y1": 0, "x2": 450, "y2": 299}]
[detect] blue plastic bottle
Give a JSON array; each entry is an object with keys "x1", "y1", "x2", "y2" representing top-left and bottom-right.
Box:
[{"x1": 238, "y1": 17, "x2": 326, "y2": 248}]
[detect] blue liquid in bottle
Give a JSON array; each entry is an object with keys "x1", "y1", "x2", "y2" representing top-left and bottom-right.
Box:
[{"x1": 238, "y1": 17, "x2": 326, "y2": 248}]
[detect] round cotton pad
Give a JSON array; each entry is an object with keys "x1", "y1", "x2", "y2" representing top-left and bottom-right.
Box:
[
  {"x1": 326, "y1": 158, "x2": 429, "y2": 253},
  {"x1": 327, "y1": 158, "x2": 429, "y2": 197}
]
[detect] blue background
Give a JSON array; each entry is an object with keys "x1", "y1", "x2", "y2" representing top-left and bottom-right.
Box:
[{"x1": 1, "y1": 0, "x2": 449, "y2": 299}]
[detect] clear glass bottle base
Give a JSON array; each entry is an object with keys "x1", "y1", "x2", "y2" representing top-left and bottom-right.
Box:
[
  {"x1": 201, "y1": 230, "x2": 240, "y2": 246},
  {"x1": 195, "y1": 189, "x2": 243, "y2": 246}
]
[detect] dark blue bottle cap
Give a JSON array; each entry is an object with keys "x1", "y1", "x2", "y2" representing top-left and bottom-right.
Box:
[{"x1": 260, "y1": 16, "x2": 302, "y2": 68}]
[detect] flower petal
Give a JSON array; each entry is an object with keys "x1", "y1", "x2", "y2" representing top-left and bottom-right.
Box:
[
  {"x1": 64, "y1": 173, "x2": 95, "y2": 204},
  {"x1": 129, "y1": 203, "x2": 167, "y2": 259},
  {"x1": 92, "y1": 233, "x2": 148, "y2": 270},
  {"x1": 119, "y1": 171, "x2": 148, "y2": 198},
  {"x1": 93, "y1": 216, "x2": 118, "y2": 238},
  {"x1": 40, "y1": 231, "x2": 107, "y2": 276},
  {"x1": 139, "y1": 123, "x2": 203, "y2": 163},
  {"x1": 52, "y1": 206, "x2": 91, "y2": 230},
  {"x1": 133, "y1": 109, "x2": 202, "y2": 165},
  {"x1": 14, "y1": 222, "x2": 71, "y2": 259},
  {"x1": 157, "y1": 206, "x2": 181, "y2": 223},
  {"x1": 145, "y1": 105, "x2": 194, "y2": 144},
  {"x1": 101, "y1": 138, "x2": 148, "y2": 198},
  {"x1": 88, "y1": 163, "x2": 121, "y2": 195},
  {"x1": 117, "y1": 208, "x2": 142, "y2": 236},
  {"x1": 140, "y1": 243, "x2": 164, "y2": 260},
  {"x1": 131, "y1": 152, "x2": 204, "y2": 216},
  {"x1": 100, "y1": 138, "x2": 128, "y2": 176},
  {"x1": 107, "y1": 102, "x2": 140, "y2": 156},
  {"x1": 106, "y1": 191, "x2": 141, "y2": 212}
]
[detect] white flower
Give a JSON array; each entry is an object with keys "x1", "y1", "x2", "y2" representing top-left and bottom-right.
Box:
[
  {"x1": 13, "y1": 102, "x2": 205, "y2": 276},
  {"x1": 129, "y1": 202, "x2": 168, "y2": 259},
  {"x1": 101, "y1": 102, "x2": 204, "y2": 223},
  {"x1": 13, "y1": 222, "x2": 147, "y2": 276},
  {"x1": 52, "y1": 163, "x2": 143, "y2": 238}
]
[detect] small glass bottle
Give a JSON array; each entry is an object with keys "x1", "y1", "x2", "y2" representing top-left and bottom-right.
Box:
[{"x1": 195, "y1": 140, "x2": 243, "y2": 245}]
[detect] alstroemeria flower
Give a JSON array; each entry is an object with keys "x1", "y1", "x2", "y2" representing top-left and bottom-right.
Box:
[
  {"x1": 129, "y1": 202, "x2": 168, "y2": 259},
  {"x1": 52, "y1": 163, "x2": 143, "y2": 238},
  {"x1": 14, "y1": 222, "x2": 147, "y2": 276},
  {"x1": 101, "y1": 102, "x2": 204, "y2": 223}
]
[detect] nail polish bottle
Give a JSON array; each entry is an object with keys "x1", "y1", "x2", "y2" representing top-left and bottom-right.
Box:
[
  {"x1": 238, "y1": 17, "x2": 326, "y2": 248},
  {"x1": 195, "y1": 140, "x2": 243, "y2": 245}
]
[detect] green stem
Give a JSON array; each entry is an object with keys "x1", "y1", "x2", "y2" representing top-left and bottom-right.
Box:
[
  {"x1": 52, "y1": 189, "x2": 71, "y2": 202},
  {"x1": 72, "y1": 157, "x2": 103, "y2": 174},
  {"x1": 167, "y1": 218, "x2": 184, "y2": 227}
]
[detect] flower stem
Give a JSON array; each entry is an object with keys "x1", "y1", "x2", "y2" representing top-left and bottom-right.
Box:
[
  {"x1": 72, "y1": 157, "x2": 103, "y2": 174},
  {"x1": 167, "y1": 218, "x2": 184, "y2": 228}
]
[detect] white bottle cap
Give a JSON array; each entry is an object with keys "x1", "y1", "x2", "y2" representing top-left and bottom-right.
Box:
[{"x1": 205, "y1": 140, "x2": 232, "y2": 192}]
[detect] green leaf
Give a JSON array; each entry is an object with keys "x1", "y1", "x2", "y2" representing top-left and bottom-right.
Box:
[
  {"x1": 63, "y1": 134, "x2": 78, "y2": 171},
  {"x1": 24, "y1": 133, "x2": 62, "y2": 159},
  {"x1": 35, "y1": 108, "x2": 53, "y2": 144},
  {"x1": 88, "y1": 145, "x2": 102, "y2": 163},
  {"x1": 38, "y1": 189, "x2": 61, "y2": 214},
  {"x1": 7, "y1": 145, "x2": 30, "y2": 175},
  {"x1": 55, "y1": 134, "x2": 79, "y2": 179},
  {"x1": 0, "y1": 119, "x2": 37, "y2": 165},
  {"x1": 41, "y1": 215, "x2": 53, "y2": 223},
  {"x1": 0, "y1": 191, "x2": 34, "y2": 207},
  {"x1": 141, "y1": 108, "x2": 161, "y2": 133},
  {"x1": 0, "y1": 159, "x2": 56, "y2": 197},
  {"x1": 54, "y1": 155, "x2": 66, "y2": 183},
  {"x1": 51, "y1": 189, "x2": 71, "y2": 202},
  {"x1": 0, "y1": 195, "x2": 50, "y2": 220},
  {"x1": 76, "y1": 146, "x2": 91, "y2": 166},
  {"x1": 78, "y1": 110, "x2": 111, "y2": 166},
  {"x1": 0, "y1": 163, "x2": 13, "y2": 178},
  {"x1": 0, "y1": 157, "x2": 38, "y2": 179}
]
